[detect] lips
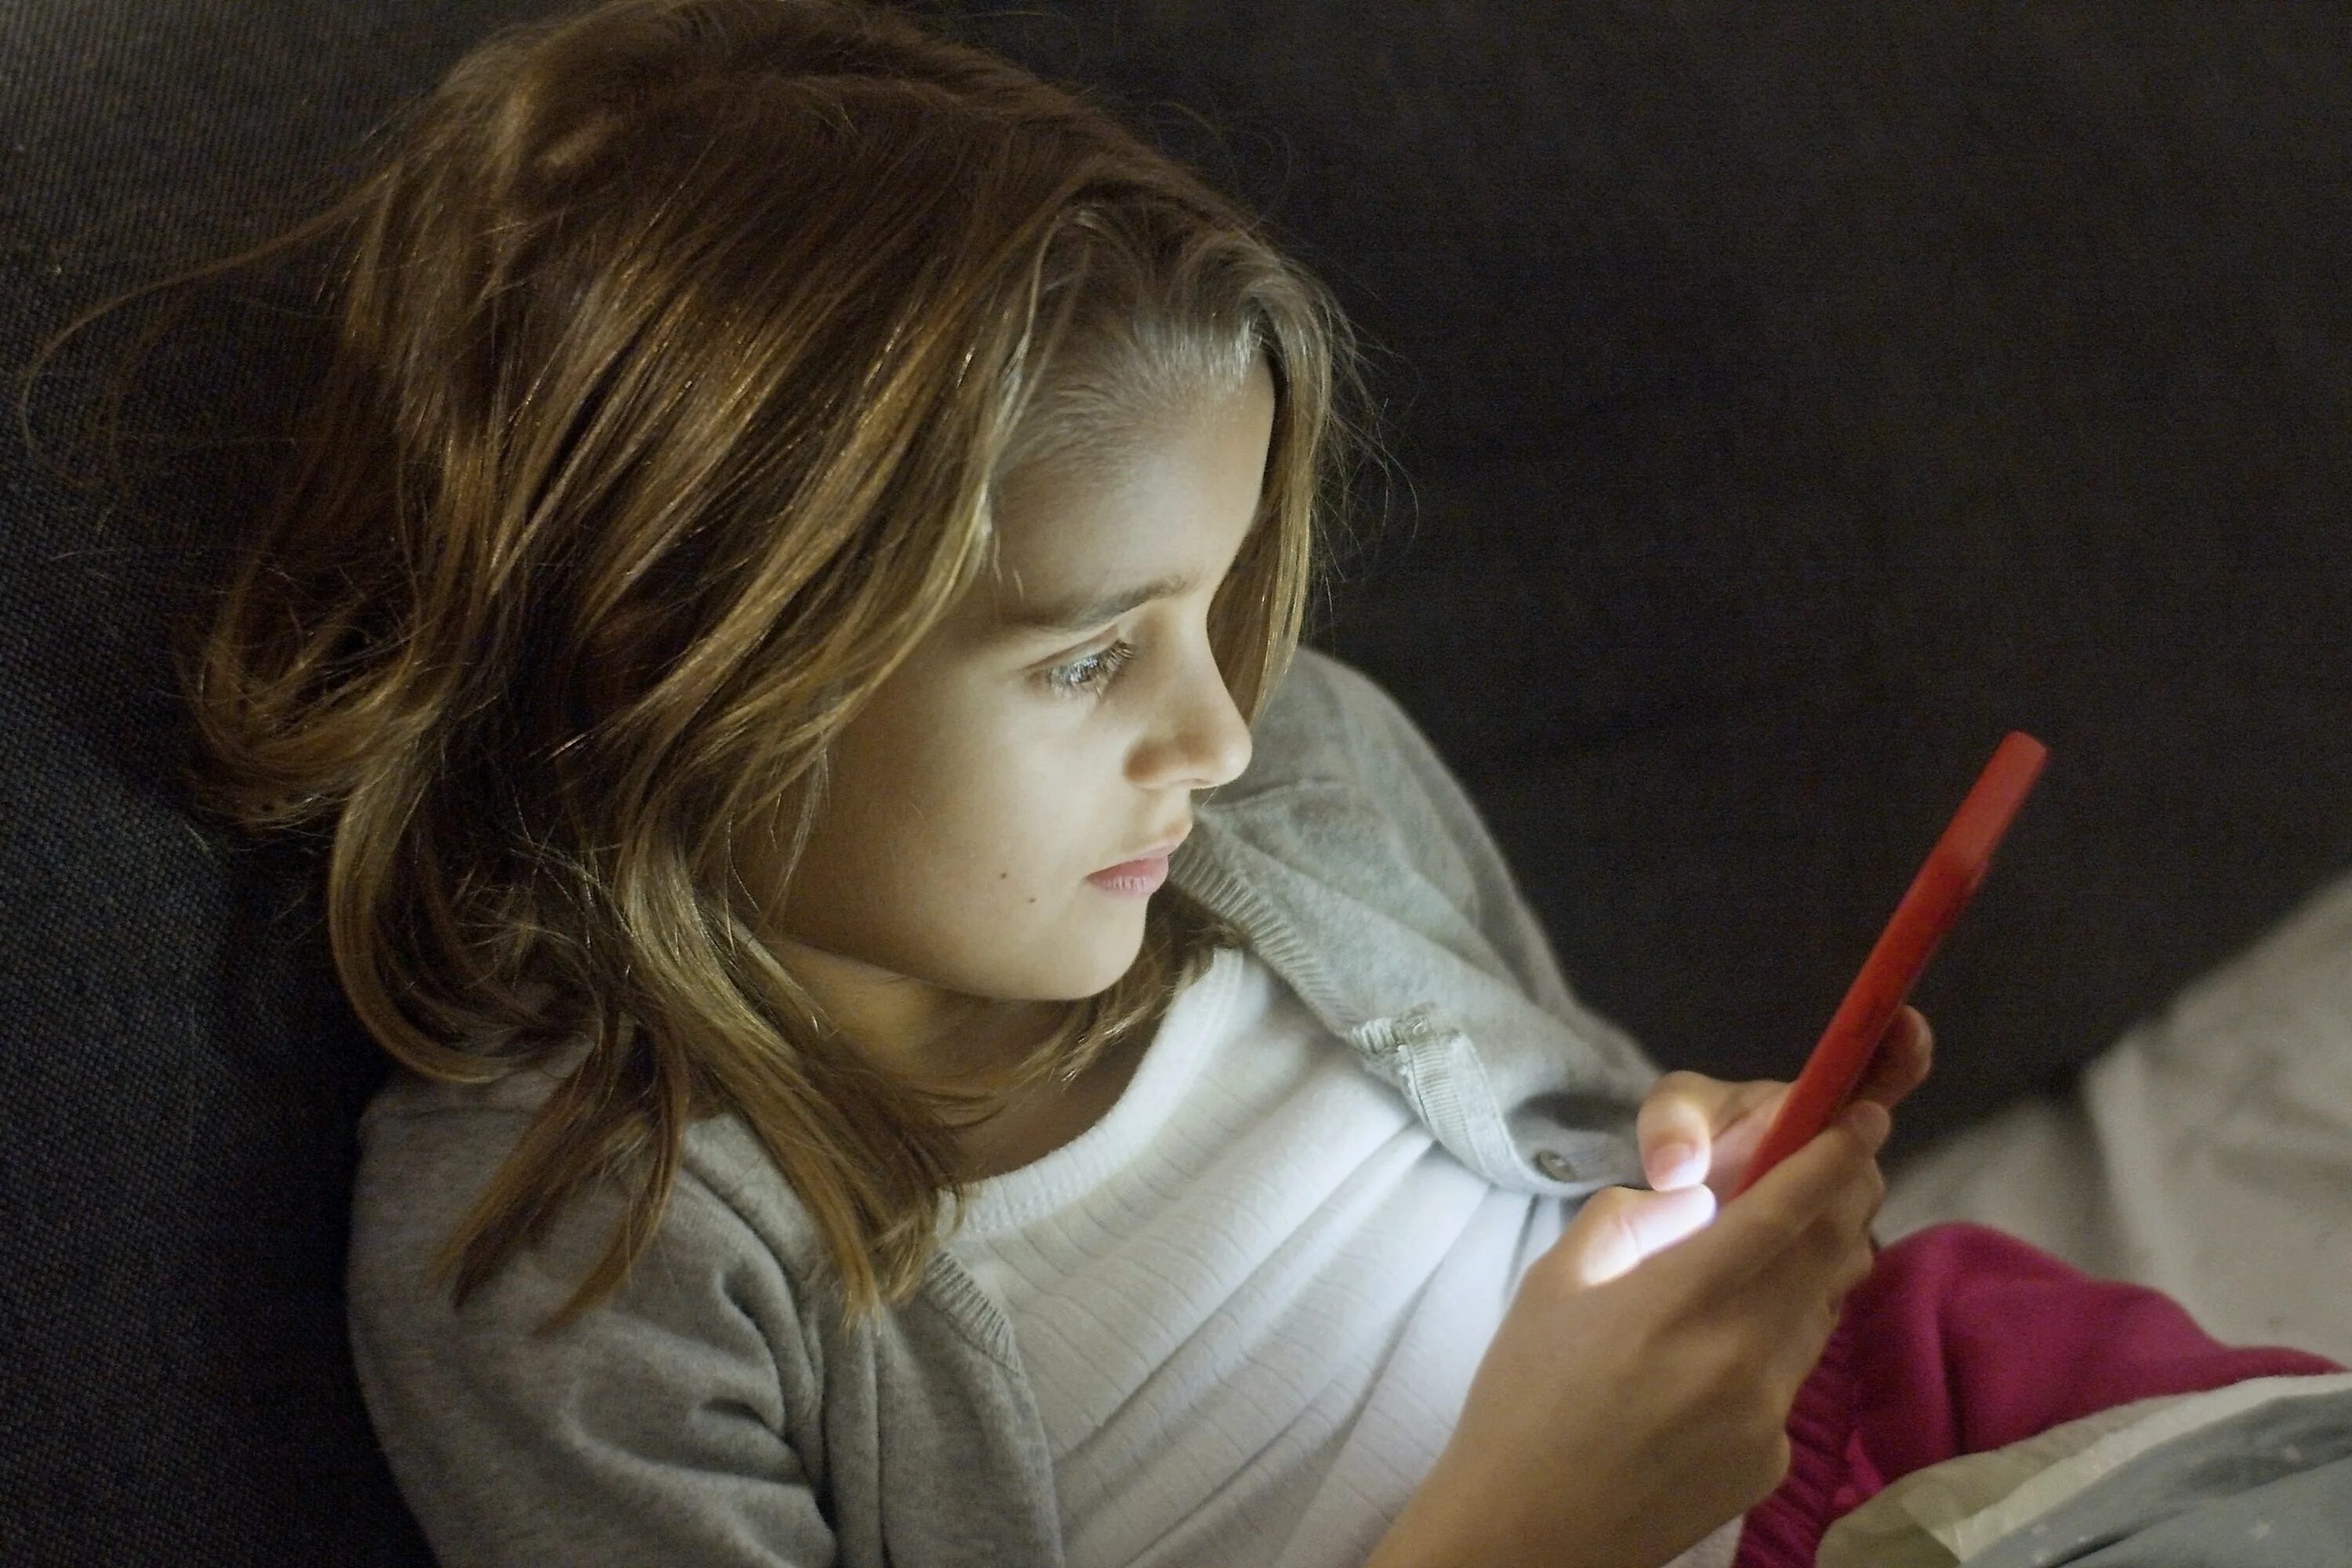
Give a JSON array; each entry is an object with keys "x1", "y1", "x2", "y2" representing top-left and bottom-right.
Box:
[
  {"x1": 1094, "y1": 828, "x2": 1189, "y2": 875},
  {"x1": 1085, "y1": 826, "x2": 1190, "y2": 897},
  {"x1": 1087, "y1": 853, "x2": 1172, "y2": 896}
]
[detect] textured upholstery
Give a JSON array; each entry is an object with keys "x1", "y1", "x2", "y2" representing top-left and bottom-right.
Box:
[{"x1": 5, "y1": 2, "x2": 2350, "y2": 1562}]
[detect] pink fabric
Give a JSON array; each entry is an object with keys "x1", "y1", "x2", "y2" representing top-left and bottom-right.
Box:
[{"x1": 1730, "y1": 1221, "x2": 2343, "y2": 1567}]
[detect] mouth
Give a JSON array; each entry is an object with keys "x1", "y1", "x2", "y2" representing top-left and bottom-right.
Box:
[
  {"x1": 1093, "y1": 827, "x2": 1189, "y2": 874},
  {"x1": 1086, "y1": 828, "x2": 1188, "y2": 895},
  {"x1": 1086, "y1": 854, "x2": 1172, "y2": 896}
]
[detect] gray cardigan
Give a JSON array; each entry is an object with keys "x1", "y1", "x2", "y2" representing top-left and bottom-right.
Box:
[{"x1": 348, "y1": 647, "x2": 1661, "y2": 1567}]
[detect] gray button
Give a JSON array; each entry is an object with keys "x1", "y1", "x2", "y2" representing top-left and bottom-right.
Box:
[{"x1": 1533, "y1": 1149, "x2": 1576, "y2": 1181}]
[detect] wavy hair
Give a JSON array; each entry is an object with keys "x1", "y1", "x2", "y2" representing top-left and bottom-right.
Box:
[{"x1": 38, "y1": 0, "x2": 1365, "y2": 1324}]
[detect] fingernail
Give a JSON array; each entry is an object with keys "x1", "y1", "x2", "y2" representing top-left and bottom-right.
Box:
[
  {"x1": 1647, "y1": 1139, "x2": 1700, "y2": 1187},
  {"x1": 1847, "y1": 1102, "x2": 1891, "y2": 1151}
]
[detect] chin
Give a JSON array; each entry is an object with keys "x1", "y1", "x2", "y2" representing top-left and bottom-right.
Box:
[{"x1": 1033, "y1": 917, "x2": 1150, "y2": 1000}]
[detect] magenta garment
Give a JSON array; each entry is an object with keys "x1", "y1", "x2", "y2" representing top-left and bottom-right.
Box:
[{"x1": 1730, "y1": 1221, "x2": 2343, "y2": 1567}]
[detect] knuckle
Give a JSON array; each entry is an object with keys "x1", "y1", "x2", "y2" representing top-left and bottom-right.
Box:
[
  {"x1": 1586, "y1": 1184, "x2": 1642, "y2": 1217},
  {"x1": 1696, "y1": 1334, "x2": 1752, "y2": 1397},
  {"x1": 1835, "y1": 1247, "x2": 1875, "y2": 1299},
  {"x1": 1646, "y1": 1070, "x2": 1711, "y2": 1109},
  {"x1": 1668, "y1": 1328, "x2": 1740, "y2": 1403},
  {"x1": 1572, "y1": 1185, "x2": 1641, "y2": 1243},
  {"x1": 1830, "y1": 1163, "x2": 1884, "y2": 1230},
  {"x1": 1533, "y1": 1187, "x2": 1642, "y2": 1296},
  {"x1": 1802, "y1": 1205, "x2": 1850, "y2": 1258}
]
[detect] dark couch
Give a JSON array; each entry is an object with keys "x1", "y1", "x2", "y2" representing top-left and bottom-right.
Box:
[{"x1": 6, "y1": 2, "x2": 2351, "y2": 1562}]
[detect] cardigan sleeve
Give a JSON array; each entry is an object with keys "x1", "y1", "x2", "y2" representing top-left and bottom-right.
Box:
[
  {"x1": 347, "y1": 1101, "x2": 839, "y2": 1568},
  {"x1": 1296, "y1": 648, "x2": 1657, "y2": 1077}
]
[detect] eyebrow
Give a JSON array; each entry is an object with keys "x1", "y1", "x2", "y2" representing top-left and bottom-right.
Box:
[{"x1": 995, "y1": 570, "x2": 1200, "y2": 635}]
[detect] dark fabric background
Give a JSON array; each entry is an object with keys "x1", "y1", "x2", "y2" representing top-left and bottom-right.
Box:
[{"x1": 5, "y1": 2, "x2": 2350, "y2": 1562}]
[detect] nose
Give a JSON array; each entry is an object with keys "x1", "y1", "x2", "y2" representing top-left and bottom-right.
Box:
[{"x1": 1136, "y1": 640, "x2": 1253, "y2": 791}]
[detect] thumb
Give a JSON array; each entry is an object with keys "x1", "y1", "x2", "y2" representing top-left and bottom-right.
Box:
[
  {"x1": 1556, "y1": 1184, "x2": 1721, "y2": 1287},
  {"x1": 1636, "y1": 1070, "x2": 1730, "y2": 1190}
]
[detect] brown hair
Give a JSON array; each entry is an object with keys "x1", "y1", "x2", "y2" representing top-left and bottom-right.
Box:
[
  {"x1": 38, "y1": 0, "x2": 1365, "y2": 1325},
  {"x1": 23, "y1": 0, "x2": 1364, "y2": 1326}
]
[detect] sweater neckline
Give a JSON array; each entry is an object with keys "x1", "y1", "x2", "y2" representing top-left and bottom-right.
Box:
[{"x1": 944, "y1": 943, "x2": 1251, "y2": 1237}]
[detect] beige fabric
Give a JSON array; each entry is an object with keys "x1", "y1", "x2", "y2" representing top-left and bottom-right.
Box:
[
  {"x1": 1816, "y1": 1395, "x2": 2190, "y2": 1568},
  {"x1": 1819, "y1": 1374, "x2": 2352, "y2": 1566},
  {"x1": 1881, "y1": 868, "x2": 2352, "y2": 1367}
]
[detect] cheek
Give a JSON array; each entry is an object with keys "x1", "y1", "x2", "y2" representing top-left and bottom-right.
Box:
[
  {"x1": 781, "y1": 692, "x2": 1147, "y2": 996},
  {"x1": 936, "y1": 739, "x2": 1095, "y2": 896},
  {"x1": 828, "y1": 688, "x2": 1091, "y2": 896}
]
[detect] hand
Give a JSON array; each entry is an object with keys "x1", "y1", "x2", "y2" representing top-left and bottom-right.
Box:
[
  {"x1": 1365, "y1": 1102, "x2": 1893, "y2": 1568},
  {"x1": 1636, "y1": 1006, "x2": 1933, "y2": 1200}
]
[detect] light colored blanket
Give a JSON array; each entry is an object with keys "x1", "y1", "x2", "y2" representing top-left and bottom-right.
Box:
[{"x1": 1882, "y1": 867, "x2": 2352, "y2": 1366}]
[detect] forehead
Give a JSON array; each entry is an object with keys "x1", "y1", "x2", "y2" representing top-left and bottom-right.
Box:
[{"x1": 971, "y1": 368, "x2": 1276, "y2": 639}]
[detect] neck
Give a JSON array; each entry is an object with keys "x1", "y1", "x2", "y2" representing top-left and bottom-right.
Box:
[{"x1": 768, "y1": 932, "x2": 1070, "y2": 1084}]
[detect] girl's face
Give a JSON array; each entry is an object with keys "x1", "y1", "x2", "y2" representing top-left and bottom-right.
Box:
[{"x1": 762, "y1": 362, "x2": 1274, "y2": 1079}]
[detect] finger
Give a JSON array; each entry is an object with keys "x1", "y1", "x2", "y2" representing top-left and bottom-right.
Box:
[
  {"x1": 1853, "y1": 1007, "x2": 1933, "y2": 1112},
  {"x1": 1636, "y1": 1071, "x2": 1730, "y2": 1191},
  {"x1": 1555, "y1": 1183, "x2": 1721, "y2": 1287},
  {"x1": 1700, "y1": 1080, "x2": 1793, "y2": 1192},
  {"x1": 1762, "y1": 1219, "x2": 1879, "y2": 1388},
  {"x1": 1720, "y1": 1192, "x2": 1886, "y2": 1410},
  {"x1": 1829, "y1": 1226, "x2": 1879, "y2": 1301},
  {"x1": 1740, "y1": 1123, "x2": 1889, "y2": 1319},
  {"x1": 1664, "y1": 1102, "x2": 1890, "y2": 1296}
]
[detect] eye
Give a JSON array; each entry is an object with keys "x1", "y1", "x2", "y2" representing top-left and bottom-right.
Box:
[{"x1": 1040, "y1": 637, "x2": 1137, "y2": 699}]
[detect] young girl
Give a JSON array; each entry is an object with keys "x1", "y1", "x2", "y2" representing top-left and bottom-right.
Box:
[{"x1": 169, "y1": 2, "x2": 2337, "y2": 1565}]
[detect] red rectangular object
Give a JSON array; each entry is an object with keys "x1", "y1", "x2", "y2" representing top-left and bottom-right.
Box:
[{"x1": 1729, "y1": 732, "x2": 2049, "y2": 1197}]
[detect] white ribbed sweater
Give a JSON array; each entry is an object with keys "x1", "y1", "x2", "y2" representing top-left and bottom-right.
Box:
[
  {"x1": 946, "y1": 946, "x2": 1548, "y2": 1567},
  {"x1": 946, "y1": 946, "x2": 1742, "y2": 1568}
]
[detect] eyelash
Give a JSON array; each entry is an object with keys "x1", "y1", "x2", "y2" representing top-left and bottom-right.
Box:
[{"x1": 1041, "y1": 638, "x2": 1138, "y2": 699}]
